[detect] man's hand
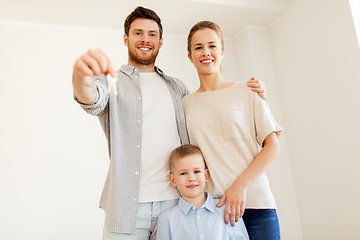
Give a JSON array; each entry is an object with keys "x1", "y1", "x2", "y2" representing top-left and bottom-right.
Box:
[
  {"x1": 72, "y1": 49, "x2": 115, "y2": 104},
  {"x1": 247, "y1": 77, "x2": 267, "y2": 100}
]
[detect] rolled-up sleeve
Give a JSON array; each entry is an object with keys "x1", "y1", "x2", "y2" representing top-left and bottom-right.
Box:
[{"x1": 75, "y1": 74, "x2": 109, "y2": 116}]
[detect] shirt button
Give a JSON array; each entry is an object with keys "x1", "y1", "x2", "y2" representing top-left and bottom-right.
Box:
[
  {"x1": 136, "y1": 145, "x2": 140, "y2": 148},
  {"x1": 133, "y1": 198, "x2": 137, "y2": 202},
  {"x1": 200, "y1": 235, "x2": 204, "y2": 239},
  {"x1": 197, "y1": 215, "x2": 200, "y2": 219},
  {"x1": 192, "y1": 206, "x2": 196, "y2": 210},
  {"x1": 135, "y1": 171, "x2": 139, "y2": 176},
  {"x1": 137, "y1": 97, "x2": 141, "y2": 100},
  {"x1": 137, "y1": 120, "x2": 141, "y2": 123}
]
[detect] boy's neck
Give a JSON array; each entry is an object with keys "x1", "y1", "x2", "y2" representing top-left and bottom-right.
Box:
[{"x1": 182, "y1": 193, "x2": 207, "y2": 208}]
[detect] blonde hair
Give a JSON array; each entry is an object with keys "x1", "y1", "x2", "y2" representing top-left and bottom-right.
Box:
[
  {"x1": 187, "y1": 20, "x2": 224, "y2": 53},
  {"x1": 169, "y1": 144, "x2": 207, "y2": 173}
]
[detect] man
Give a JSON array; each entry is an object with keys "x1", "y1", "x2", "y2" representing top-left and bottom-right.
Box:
[{"x1": 72, "y1": 6, "x2": 266, "y2": 240}]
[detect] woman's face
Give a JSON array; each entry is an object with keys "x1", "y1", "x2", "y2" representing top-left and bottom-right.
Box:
[{"x1": 188, "y1": 28, "x2": 224, "y2": 76}]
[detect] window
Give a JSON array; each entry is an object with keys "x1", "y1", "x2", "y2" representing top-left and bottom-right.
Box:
[{"x1": 349, "y1": 0, "x2": 360, "y2": 48}]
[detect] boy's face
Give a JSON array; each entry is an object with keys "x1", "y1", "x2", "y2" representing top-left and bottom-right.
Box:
[{"x1": 169, "y1": 153, "x2": 209, "y2": 202}]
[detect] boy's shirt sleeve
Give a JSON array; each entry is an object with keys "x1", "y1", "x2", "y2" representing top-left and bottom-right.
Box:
[
  {"x1": 231, "y1": 218, "x2": 250, "y2": 240},
  {"x1": 156, "y1": 214, "x2": 171, "y2": 240}
]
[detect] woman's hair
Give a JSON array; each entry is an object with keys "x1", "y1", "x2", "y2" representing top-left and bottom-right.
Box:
[
  {"x1": 124, "y1": 6, "x2": 163, "y2": 39},
  {"x1": 187, "y1": 20, "x2": 224, "y2": 53},
  {"x1": 169, "y1": 144, "x2": 207, "y2": 173}
]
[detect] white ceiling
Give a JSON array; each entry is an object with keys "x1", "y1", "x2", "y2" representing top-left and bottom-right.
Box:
[{"x1": 0, "y1": 0, "x2": 288, "y2": 38}]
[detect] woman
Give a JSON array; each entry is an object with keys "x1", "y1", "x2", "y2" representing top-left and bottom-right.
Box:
[{"x1": 182, "y1": 21, "x2": 283, "y2": 240}]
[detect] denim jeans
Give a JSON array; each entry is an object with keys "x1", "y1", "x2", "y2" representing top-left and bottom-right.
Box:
[
  {"x1": 103, "y1": 199, "x2": 178, "y2": 240},
  {"x1": 242, "y1": 209, "x2": 280, "y2": 240}
]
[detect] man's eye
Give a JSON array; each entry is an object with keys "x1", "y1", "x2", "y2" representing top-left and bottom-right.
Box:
[
  {"x1": 195, "y1": 47, "x2": 202, "y2": 50},
  {"x1": 135, "y1": 32, "x2": 141, "y2": 35},
  {"x1": 150, "y1": 33, "x2": 157, "y2": 37},
  {"x1": 210, "y1": 45, "x2": 216, "y2": 48}
]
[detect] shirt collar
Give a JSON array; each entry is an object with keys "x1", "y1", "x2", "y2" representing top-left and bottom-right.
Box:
[
  {"x1": 178, "y1": 193, "x2": 215, "y2": 215},
  {"x1": 120, "y1": 65, "x2": 163, "y2": 76}
]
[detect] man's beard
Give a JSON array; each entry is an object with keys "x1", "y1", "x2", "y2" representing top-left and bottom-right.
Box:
[{"x1": 128, "y1": 46, "x2": 159, "y2": 65}]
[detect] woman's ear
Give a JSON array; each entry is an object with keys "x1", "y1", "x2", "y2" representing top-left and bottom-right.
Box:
[
  {"x1": 188, "y1": 52, "x2": 193, "y2": 63},
  {"x1": 168, "y1": 174, "x2": 177, "y2": 187}
]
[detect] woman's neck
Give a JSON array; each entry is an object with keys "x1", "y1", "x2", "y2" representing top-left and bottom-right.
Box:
[{"x1": 197, "y1": 72, "x2": 233, "y2": 92}]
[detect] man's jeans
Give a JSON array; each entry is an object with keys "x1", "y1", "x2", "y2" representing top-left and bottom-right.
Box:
[{"x1": 103, "y1": 199, "x2": 178, "y2": 240}]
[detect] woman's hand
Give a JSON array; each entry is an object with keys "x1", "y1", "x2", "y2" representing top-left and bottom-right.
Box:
[{"x1": 216, "y1": 181, "x2": 248, "y2": 226}]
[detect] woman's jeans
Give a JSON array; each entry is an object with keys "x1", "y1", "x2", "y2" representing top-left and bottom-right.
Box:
[{"x1": 242, "y1": 209, "x2": 280, "y2": 240}]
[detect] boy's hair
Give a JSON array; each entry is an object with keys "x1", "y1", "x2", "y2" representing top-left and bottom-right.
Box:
[
  {"x1": 187, "y1": 20, "x2": 224, "y2": 53},
  {"x1": 124, "y1": 6, "x2": 163, "y2": 39},
  {"x1": 169, "y1": 144, "x2": 207, "y2": 173}
]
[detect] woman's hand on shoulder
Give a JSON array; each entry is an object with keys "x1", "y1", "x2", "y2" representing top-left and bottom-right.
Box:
[
  {"x1": 247, "y1": 77, "x2": 267, "y2": 100},
  {"x1": 216, "y1": 182, "x2": 248, "y2": 226}
]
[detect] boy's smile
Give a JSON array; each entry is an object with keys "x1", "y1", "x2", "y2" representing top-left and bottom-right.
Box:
[{"x1": 169, "y1": 153, "x2": 209, "y2": 207}]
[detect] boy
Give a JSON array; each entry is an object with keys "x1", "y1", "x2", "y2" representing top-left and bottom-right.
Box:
[{"x1": 156, "y1": 144, "x2": 249, "y2": 240}]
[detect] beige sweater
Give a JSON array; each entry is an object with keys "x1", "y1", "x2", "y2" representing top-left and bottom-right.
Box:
[{"x1": 182, "y1": 81, "x2": 282, "y2": 208}]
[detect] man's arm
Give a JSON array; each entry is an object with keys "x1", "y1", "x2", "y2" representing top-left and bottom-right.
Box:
[{"x1": 72, "y1": 48, "x2": 115, "y2": 104}]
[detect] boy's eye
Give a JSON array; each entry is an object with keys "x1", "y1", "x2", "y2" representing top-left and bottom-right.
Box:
[
  {"x1": 180, "y1": 172, "x2": 187, "y2": 175},
  {"x1": 210, "y1": 45, "x2": 216, "y2": 48},
  {"x1": 194, "y1": 170, "x2": 201, "y2": 174},
  {"x1": 195, "y1": 46, "x2": 202, "y2": 50}
]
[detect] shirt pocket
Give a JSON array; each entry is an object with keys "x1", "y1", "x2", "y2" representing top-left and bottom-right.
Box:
[{"x1": 221, "y1": 109, "x2": 252, "y2": 141}]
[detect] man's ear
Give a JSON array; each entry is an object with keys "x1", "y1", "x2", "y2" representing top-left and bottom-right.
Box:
[
  {"x1": 159, "y1": 38, "x2": 163, "y2": 49},
  {"x1": 204, "y1": 169, "x2": 210, "y2": 183},
  {"x1": 124, "y1": 34, "x2": 129, "y2": 47},
  {"x1": 168, "y1": 174, "x2": 177, "y2": 187},
  {"x1": 188, "y1": 52, "x2": 193, "y2": 63}
]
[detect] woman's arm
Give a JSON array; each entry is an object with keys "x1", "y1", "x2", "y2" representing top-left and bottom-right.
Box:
[{"x1": 217, "y1": 132, "x2": 280, "y2": 226}]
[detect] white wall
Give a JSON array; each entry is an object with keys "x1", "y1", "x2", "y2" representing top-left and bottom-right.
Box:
[
  {"x1": 269, "y1": 0, "x2": 360, "y2": 239},
  {"x1": 0, "y1": 19, "x2": 299, "y2": 239}
]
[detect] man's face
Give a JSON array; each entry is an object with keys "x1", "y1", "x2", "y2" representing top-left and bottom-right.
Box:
[{"x1": 124, "y1": 18, "x2": 163, "y2": 66}]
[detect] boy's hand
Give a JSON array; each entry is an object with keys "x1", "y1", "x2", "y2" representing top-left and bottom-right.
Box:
[
  {"x1": 247, "y1": 77, "x2": 267, "y2": 100},
  {"x1": 216, "y1": 182, "x2": 247, "y2": 226}
]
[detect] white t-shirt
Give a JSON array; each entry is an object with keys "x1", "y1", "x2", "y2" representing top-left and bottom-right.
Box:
[
  {"x1": 182, "y1": 81, "x2": 283, "y2": 208},
  {"x1": 138, "y1": 72, "x2": 180, "y2": 202}
]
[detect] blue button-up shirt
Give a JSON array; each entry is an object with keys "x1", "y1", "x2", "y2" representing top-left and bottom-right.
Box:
[
  {"x1": 156, "y1": 194, "x2": 249, "y2": 240},
  {"x1": 77, "y1": 65, "x2": 190, "y2": 234}
]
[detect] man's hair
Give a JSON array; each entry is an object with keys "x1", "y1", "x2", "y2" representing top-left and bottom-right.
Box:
[
  {"x1": 124, "y1": 6, "x2": 163, "y2": 39},
  {"x1": 169, "y1": 144, "x2": 207, "y2": 173},
  {"x1": 187, "y1": 20, "x2": 224, "y2": 53}
]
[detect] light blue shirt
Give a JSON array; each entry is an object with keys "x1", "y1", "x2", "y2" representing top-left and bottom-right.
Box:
[{"x1": 156, "y1": 194, "x2": 249, "y2": 240}]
